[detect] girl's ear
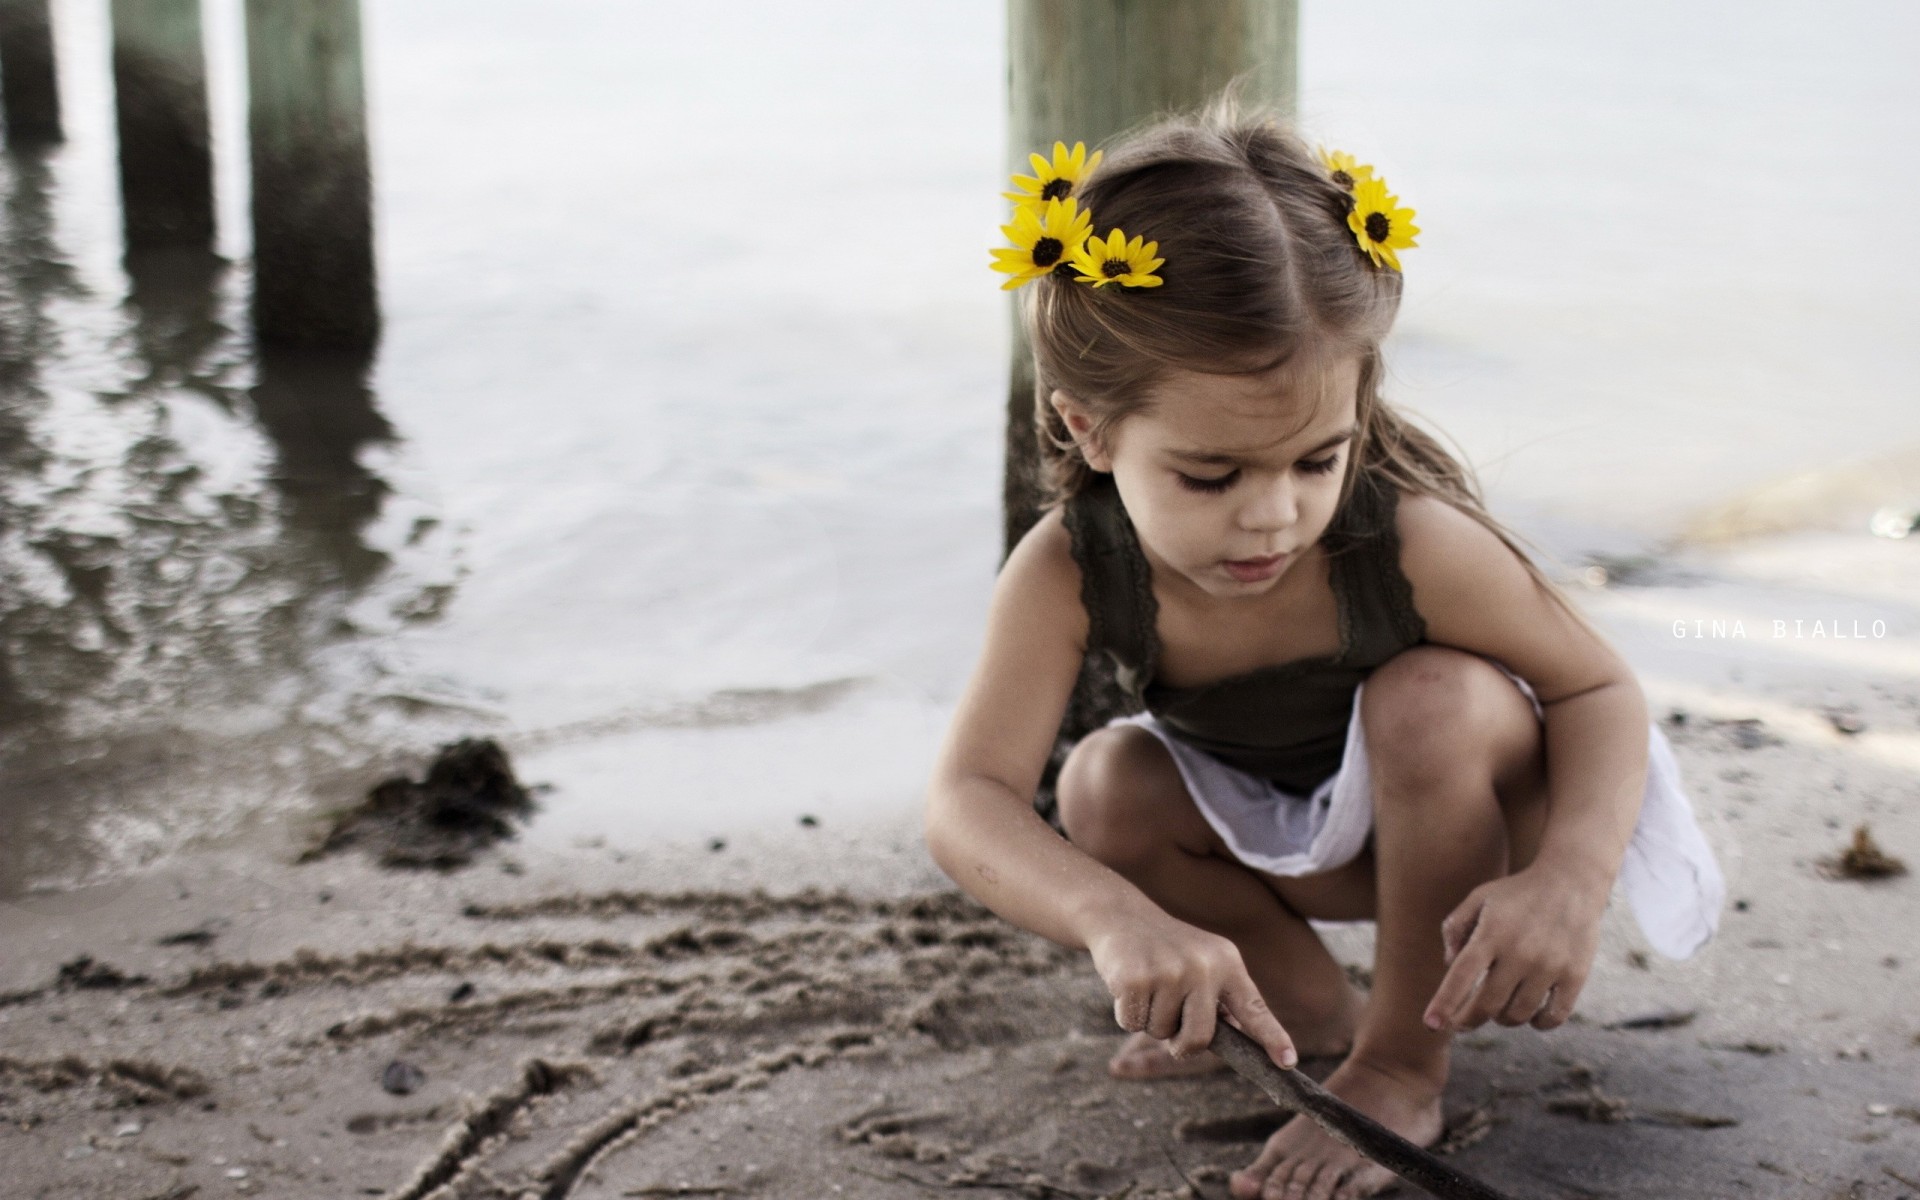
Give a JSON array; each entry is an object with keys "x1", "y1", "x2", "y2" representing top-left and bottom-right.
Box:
[{"x1": 1049, "y1": 389, "x2": 1113, "y2": 473}]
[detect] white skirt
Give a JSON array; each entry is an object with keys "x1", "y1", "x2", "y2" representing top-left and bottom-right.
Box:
[{"x1": 1109, "y1": 658, "x2": 1725, "y2": 961}]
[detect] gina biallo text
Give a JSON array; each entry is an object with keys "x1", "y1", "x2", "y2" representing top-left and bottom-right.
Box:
[{"x1": 1671, "y1": 619, "x2": 1888, "y2": 639}]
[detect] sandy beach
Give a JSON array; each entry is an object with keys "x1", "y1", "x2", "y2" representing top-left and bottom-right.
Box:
[{"x1": 4, "y1": 525, "x2": 1919, "y2": 1200}]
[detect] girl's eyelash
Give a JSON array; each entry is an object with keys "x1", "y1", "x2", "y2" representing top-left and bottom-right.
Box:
[
  {"x1": 1176, "y1": 470, "x2": 1239, "y2": 494},
  {"x1": 1175, "y1": 455, "x2": 1340, "y2": 493}
]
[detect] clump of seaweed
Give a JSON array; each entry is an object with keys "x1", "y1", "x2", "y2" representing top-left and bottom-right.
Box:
[
  {"x1": 302, "y1": 738, "x2": 538, "y2": 870},
  {"x1": 1818, "y1": 824, "x2": 1908, "y2": 881}
]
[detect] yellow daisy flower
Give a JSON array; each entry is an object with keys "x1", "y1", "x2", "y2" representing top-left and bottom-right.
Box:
[
  {"x1": 1002, "y1": 141, "x2": 1104, "y2": 214},
  {"x1": 1066, "y1": 227, "x2": 1165, "y2": 289},
  {"x1": 1315, "y1": 146, "x2": 1375, "y2": 193},
  {"x1": 1347, "y1": 176, "x2": 1419, "y2": 271},
  {"x1": 989, "y1": 196, "x2": 1095, "y2": 291}
]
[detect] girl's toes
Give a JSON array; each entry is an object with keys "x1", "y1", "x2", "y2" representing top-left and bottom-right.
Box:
[
  {"x1": 1231, "y1": 1130, "x2": 1293, "y2": 1198},
  {"x1": 1270, "y1": 1161, "x2": 1313, "y2": 1199},
  {"x1": 1304, "y1": 1164, "x2": 1349, "y2": 1200},
  {"x1": 1229, "y1": 1163, "x2": 1270, "y2": 1199},
  {"x1": 1332, "y1": 1162, "x2": 1399, "y2": 1199},
  {"x1": 1268, "y1": 1159, "x2": 1314, "y2": 1200}
]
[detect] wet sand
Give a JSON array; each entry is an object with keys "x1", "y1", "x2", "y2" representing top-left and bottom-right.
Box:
[{"x1": 4, "y1": 530, "x2": 1920, "y2": 1199}]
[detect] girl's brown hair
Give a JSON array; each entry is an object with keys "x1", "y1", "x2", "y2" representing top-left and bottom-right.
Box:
[{"x1": 1025, "y1": 85, "x2": 1599, "y2": 632}]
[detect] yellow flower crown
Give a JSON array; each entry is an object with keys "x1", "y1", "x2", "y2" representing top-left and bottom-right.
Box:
[{"x1": 988, "y1": 140, "x2": 1419, "y2": 290}]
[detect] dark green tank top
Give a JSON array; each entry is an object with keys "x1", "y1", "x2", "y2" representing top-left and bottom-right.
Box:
[{"x1": 1063, "y1": 469, "x2": 1428, "y2": 795}]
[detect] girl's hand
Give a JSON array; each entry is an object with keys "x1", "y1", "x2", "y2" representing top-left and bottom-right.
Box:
[
  {"x1": 1423, "y1": 866, "x2": 1610, "y2": 1033},
  {"x1": 1085, "y1": 907, "x2": 1298, "y2": 1069}
]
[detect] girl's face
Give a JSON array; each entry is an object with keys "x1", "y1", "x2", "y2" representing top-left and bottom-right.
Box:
[{"x1": 1053, "y1": 356, "x2": 1362, "y2": 603}]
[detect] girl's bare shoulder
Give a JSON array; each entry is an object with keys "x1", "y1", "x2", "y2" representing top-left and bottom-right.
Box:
[
  {"x1": 1391, "y1": 488, "x2": 1630, "y2": 698},
  {"x1": 933, "y1": 505, "x2": 1091, "y2": 797},
  {"x1": 1392, "y1": 489, "x2": 1540, "y2": 611},
  {"x1": 1392, "y1": 490, "x2": 1499, "y2": 571},
  {"x1": 996, "y1": 505, "x2": 1091, "y2": 653}
]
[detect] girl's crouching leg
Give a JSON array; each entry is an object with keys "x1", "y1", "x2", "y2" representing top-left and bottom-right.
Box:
[
  {"x1": 1357, "y1": 643, "x2": 1548, "y2": 1074},
  {"x1": 1229, "y1": 647, "x2": 1544, "y2": 1200},
  {"x1": 1056, "y1": 726, "x2": 1363, "y2": 1073}
]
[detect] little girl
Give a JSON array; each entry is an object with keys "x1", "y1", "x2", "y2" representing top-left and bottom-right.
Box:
[{"x1": 926, "y1": 94, "x2": 1724, "y2": 1200}]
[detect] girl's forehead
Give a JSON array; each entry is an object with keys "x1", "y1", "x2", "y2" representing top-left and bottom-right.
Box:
[{"x1": 1138, "y1": 358, "x2": 1360, "y2": 454}]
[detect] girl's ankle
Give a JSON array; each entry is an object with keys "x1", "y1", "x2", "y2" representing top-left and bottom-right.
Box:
[{"x1": 1338, "y1": 1047, "x2": 1449, "y2": 1097}]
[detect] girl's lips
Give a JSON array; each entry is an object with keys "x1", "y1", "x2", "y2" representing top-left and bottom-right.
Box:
[{"x1": 1224, "y1": 552, "x2": 1288, "y2": 583}]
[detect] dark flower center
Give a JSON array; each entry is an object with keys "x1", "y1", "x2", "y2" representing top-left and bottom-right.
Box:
[
  {"x1": 1331, "y1": 169, "x2": 1353, "y2": 190},
  {"x1": 1364, "y1": 212, "x2": 1391, "y2": 242},
  {"x1": 1032, "y1": 237, "x2": 1063, "y2": 268},
  {"x1": 1101, "y1": 258, "x2": 1129, "y2": 279},
  {"x1": 1041, "y1": 178, "x2": 1073, "y2": 201}
]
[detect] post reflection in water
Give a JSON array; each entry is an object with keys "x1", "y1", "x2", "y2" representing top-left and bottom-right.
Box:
[
  {"x1": 0, "y1": 0, "x2": 445, "y2": 896},
  {"x1": 246, "y1": 347, "x2": 395, "y2": 594}
]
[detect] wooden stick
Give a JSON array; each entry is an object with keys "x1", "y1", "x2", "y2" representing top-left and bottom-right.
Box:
[{"x1": 1210, "y1": 1024, "x2": 1523, "y2": 1200}]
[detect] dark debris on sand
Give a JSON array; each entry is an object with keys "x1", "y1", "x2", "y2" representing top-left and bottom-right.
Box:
[
  {"x1": 1818, "y1": 824, "x2": 1909, "y2": 881},
  {"x1": 300, "y1": 738, "x2": 538, "y2": 871},
  {"x1": 55, "y1": 956, "x2": 150, "y2": 991}
]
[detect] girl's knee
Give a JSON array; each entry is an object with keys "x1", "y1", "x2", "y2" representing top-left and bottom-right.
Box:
[
  {"x1": 1056, "y1": 725, "x2": 1185, "y2": 868},
  {"x1": 1361, "y1": 646, "x2": 1529, "y2": 791}
]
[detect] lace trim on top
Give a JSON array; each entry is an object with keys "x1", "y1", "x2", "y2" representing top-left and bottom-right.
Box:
[
  {"x1": 1105, "y1": 486, "x2": 1162, "y2": 691},
  {"x1": 1060, "y1": 496, "x2": 1107, "y2": 665},
  {"x1": 1355, "y1": 480, "x2": 1427, "y2": 647},
  {"x1": 1062, "y1": 479, "x2": 1160, "y2": 699}
]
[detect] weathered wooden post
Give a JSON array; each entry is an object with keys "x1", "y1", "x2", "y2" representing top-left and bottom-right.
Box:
[
  {"x1": 1005, "y1": 0, "x2": 1298, "y2": 815},
  {"x1": 1004, "y1": 0, "x2": 1297, "y2": 553},
  {"x1": 111, "y1": 0, "x2": 214, "y2": 248},
  {"x1": 0, "y1": 0, "x2": 62, "y2": 145},
  {"x1": 244, "y1": 0, "x2": 377, "y2": 351}
]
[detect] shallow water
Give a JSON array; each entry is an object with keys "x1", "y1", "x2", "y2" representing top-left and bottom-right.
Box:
[{"x1": 2, "y1": 0, "x2": 1917, "y2": 892}]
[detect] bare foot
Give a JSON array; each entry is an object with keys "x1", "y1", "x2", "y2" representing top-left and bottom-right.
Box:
[{"x1": 1227, "y1": 1056, "x2": 1445, "y2": 1200}]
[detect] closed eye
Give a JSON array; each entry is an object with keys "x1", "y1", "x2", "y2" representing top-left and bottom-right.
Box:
[
  {"x1": 1176, "y1": 470, "x2": 1239, "y2": 494},
  {"x1": 1300, "y1": 453, "x2": 1342, "y2": 476}
]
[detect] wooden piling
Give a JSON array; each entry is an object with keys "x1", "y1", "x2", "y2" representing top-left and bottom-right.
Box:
[
  {"x1": 111, "y1": 0, "x2": 214, "y2": 248},
  {"x1": 1002, "y1": 0, "x2": 1298, "y2": 554},
  {"x1": 0, "y1": 0, "x2": 62, "y2": 145},
  {"x1": 1004, "y1": 1, "x2": 1298, "y2": 820},
  {"x1": 244, "y1": 0, "x2": 377, "y2": 351}
]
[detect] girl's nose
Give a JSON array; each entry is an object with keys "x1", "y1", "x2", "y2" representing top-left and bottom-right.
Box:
[{"x1": 1237, "y1": 475, "x2": 1298, "y2": 532}]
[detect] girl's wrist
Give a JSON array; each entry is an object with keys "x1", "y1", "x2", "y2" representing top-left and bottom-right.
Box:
[
  {"x1": 1062, "y1": 876, "x2": 1160, "y2": 948},
  {"x1": 1523, "y1": 851, "x2": 1616, "y2": 908}
]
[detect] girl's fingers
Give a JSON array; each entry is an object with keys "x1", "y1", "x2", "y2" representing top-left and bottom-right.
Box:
[
  {"x1": 1497, "y1": 975, "x2": 1553, "y2": 1027},
  {"x1": 1219, "y1": 978, "x2": 1298, "y2": 1068},
  {"x1": 1168, "y1": 984, "x2": 1216, "y2": 1059},
  {"x1": 1440, "y1": 893, "x2": 1485, "y2": 966},
  {"x1": 1531, "y1": 976, "x2": 1586, "y2": 1030},
  {"x1": 1458, "y1": 961, "x2": 1526, "y2": 1030},
  {"x1": 1424, "y1": 941, "x2": 1492, "y2": 1030},
  {"x1": 1114, "y1": 989, "x2": 1150, "y2": 1034},
  {"x1": 1528, "y1": 986, "x2": 1566, "y2": 1030},
  {"x1": 1145, "y1": 985, "x2": 1183, "y2": 1041}
]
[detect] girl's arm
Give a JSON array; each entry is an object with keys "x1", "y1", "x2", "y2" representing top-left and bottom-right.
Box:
[
  {"x1": 1393, "y1": 493, "x2": 1650, "y2": 1033},
  {"x1": 924, "y1": 509, "x2": 1298, "y2": 1067}
]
